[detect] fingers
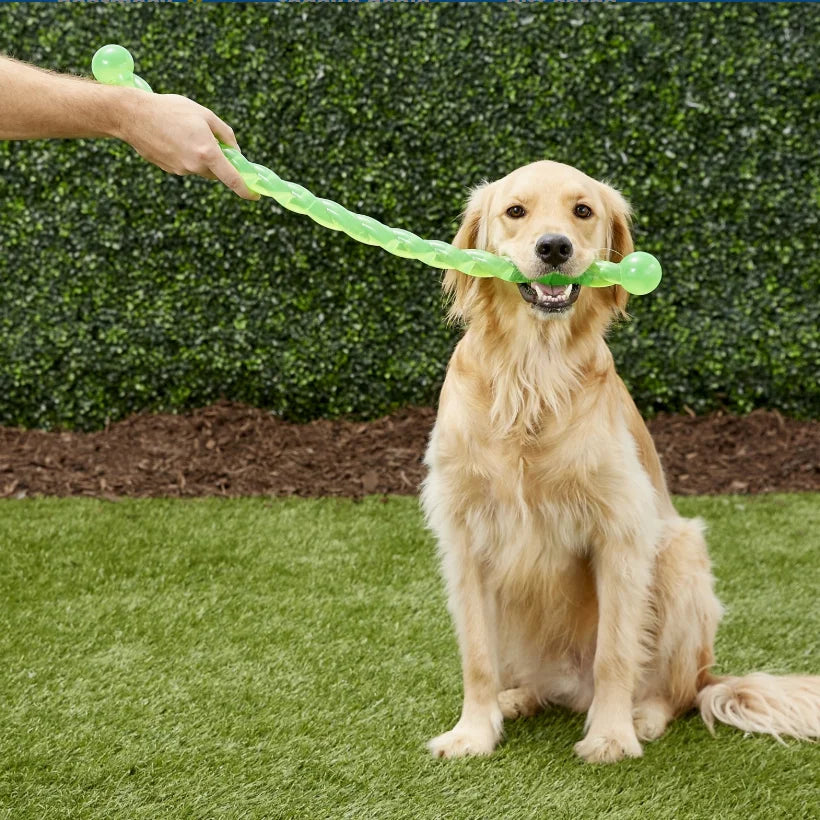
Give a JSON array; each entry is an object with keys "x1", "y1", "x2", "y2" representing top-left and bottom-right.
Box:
[
  {"x1": 203, "y1": 110, "x2": 259, "y2": 200},
  {"x1": 206, "y1": 145, "x2": 259, "y2": 200},
  {"x1": 207, "y1": 111, "x2": 239, "y2": 150}
]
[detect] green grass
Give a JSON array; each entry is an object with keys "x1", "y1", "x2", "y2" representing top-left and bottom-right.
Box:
[{"x1": 0, "y1": 494, "x2": 817, "y2": 819}]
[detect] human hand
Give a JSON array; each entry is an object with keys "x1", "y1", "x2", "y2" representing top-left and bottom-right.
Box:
[{"x1": 115, "y1": 90, "x2": 259, "y2": 200}]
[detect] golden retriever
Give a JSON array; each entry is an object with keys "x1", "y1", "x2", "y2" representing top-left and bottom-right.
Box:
[{"x1": 421, "y1": 160, "x2": 819, "y2": 762}]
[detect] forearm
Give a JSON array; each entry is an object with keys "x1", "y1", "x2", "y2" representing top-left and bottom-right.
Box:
[
  {"x1": 0, "y1": 54, "x2": 257, "y2": 199},
  {"x1": 0, "y1": 55, "x2": 134, "y2": 140}
]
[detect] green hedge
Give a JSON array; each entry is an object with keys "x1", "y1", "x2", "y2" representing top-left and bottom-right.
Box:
[{"x1": 1, "y1": 3, "x2": 817, "y2": 429}]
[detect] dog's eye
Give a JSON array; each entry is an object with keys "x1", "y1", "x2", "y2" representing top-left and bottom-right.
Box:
[
  {"x1": 574, "y1": 204, "x2": 593, "y2": 219},
  {"x1": 506, "y1": 205, "x2": 526, "y2": 219}
]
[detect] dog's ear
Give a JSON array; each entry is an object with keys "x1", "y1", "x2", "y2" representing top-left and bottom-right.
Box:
[
  {"x1": 600, "y1": 182, "x2": 633, "y2": 315},
  {"x1": 443, "y1": 182, "x2": 489, "y2": 322}
]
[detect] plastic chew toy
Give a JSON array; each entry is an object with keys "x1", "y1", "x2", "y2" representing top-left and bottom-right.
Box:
[{"x1": 92, "y1": 44, "x2": 662, "y2": 296}]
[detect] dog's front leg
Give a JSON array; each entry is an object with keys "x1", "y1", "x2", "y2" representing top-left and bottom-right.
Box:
[
  {"x1": 575, "y1": 542, "x2": 653, "y2": 764},
  {"x1": 428, "y1": 530, "x2": 502, "y2": 758}
]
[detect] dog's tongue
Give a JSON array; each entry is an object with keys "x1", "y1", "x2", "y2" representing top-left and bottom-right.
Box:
[{"x1": 533, "y1": 284, "x2": 567, "y2": 297}]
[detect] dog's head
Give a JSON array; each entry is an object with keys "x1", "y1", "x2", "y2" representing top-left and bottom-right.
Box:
[{"x1": 444, "y1": 161, "x2": 633, "y2": 335}]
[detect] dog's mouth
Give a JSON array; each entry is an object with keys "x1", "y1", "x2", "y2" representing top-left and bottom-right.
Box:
[{"x1": 517, "y1": 282, "x2": 581, "y2": 313}]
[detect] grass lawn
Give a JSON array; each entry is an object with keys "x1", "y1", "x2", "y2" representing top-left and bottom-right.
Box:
[{"x1": 0, "y1": 494, "x2": 818, "y2": 819}]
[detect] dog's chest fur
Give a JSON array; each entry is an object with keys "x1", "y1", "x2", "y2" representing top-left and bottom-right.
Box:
[{"x1": 423, "y1": 358, "x2": 656, "y2": 602}]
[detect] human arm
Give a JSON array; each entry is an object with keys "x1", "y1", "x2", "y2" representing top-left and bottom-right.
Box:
[{"x1": 0, "y1": 55, "x2": 258, "y2": 199}]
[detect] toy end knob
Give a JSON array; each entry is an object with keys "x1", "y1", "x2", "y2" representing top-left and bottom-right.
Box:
[
  {"x1": 619, "y1": 251, "x2": 662, "y2": 295},
  {"x1": 92, "y1": 44, "x2": 134, "y2": 85}
]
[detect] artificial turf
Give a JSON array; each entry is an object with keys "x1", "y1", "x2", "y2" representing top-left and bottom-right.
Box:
[{"x1": 0, "y1": 494, "x2": 817, "y2": 819}]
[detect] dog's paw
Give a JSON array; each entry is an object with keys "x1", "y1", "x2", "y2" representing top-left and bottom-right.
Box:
[
  {"x1": 498, "y1": 687, "x2": 541, "y2": 720},
  {"x1": 427, "y1": 719, "x2": 501, "y2": 759},
  {"x1": 574, "y1": 726, "x2": 643, "y2": 764},
  {"x1": 632, "y1": 700, "x2": 671, "y2": 742}
]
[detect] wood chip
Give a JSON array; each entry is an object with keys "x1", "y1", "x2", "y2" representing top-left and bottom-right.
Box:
[{"x1": 0, "y1": 402, "x2": 815, "y2": 499}]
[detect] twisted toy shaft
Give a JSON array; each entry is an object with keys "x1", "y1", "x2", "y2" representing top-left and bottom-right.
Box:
[
  {"x1": 222, "y1": 147, "x2": 516, "y2": 280},
  {"x1": 91, "y1": 44, "x2": 661, "y2": 295}
]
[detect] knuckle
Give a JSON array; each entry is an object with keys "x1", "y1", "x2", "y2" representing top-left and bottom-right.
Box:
[{"x1": 194, "y1": 145, "x2": 214, "y2": 163}]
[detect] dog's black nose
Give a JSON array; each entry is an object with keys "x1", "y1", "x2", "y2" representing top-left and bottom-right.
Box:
[{"x1": 535, "y1": 234, "x2": 573, "y2": 267}]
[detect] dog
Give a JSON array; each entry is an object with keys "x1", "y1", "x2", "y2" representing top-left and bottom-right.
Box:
[{"x1": 421, "y1": 160, "x2": 820, "y2": 762}]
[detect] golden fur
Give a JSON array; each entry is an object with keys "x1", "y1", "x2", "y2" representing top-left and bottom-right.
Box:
[{"x1": 421, "y1": 160, "x2": 820, "y2": 762}]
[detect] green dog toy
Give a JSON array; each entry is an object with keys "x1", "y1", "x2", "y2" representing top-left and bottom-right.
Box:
[{"x1": 92, "y1": 44, "x2": 662, "y2": 296}]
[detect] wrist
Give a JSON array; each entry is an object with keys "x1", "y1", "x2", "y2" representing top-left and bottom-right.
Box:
[{"x1": 101, "y1": 85, "x2": 142, "y2": 142}]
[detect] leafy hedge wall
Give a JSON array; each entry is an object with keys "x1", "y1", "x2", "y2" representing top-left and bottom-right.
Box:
[{"x1": 0, "y1": 3, "x2": 817, "y2": 429}]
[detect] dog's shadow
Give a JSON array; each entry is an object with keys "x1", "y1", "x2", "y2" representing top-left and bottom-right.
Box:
[{"x1": 496, "y1": 706, "x2": 724, "y2": 763}]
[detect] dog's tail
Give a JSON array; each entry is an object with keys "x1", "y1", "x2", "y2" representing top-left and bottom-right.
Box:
[{"x1": 696, "y1": 673, "x2": 820, "y2": 742}]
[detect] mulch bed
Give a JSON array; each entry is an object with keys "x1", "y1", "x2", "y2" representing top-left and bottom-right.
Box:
[{"x1": 0, "y1": 402, "x2": 817, "y2": 499}]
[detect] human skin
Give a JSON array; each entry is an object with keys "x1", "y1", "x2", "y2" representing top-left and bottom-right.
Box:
[{"x1": 0, "y1": 55, "x2": 258, "y2": 200}]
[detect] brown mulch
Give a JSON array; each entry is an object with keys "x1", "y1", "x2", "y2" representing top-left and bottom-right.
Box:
[{"x1": 0, "y1": 402, "x2": 817, "y2": 499}]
